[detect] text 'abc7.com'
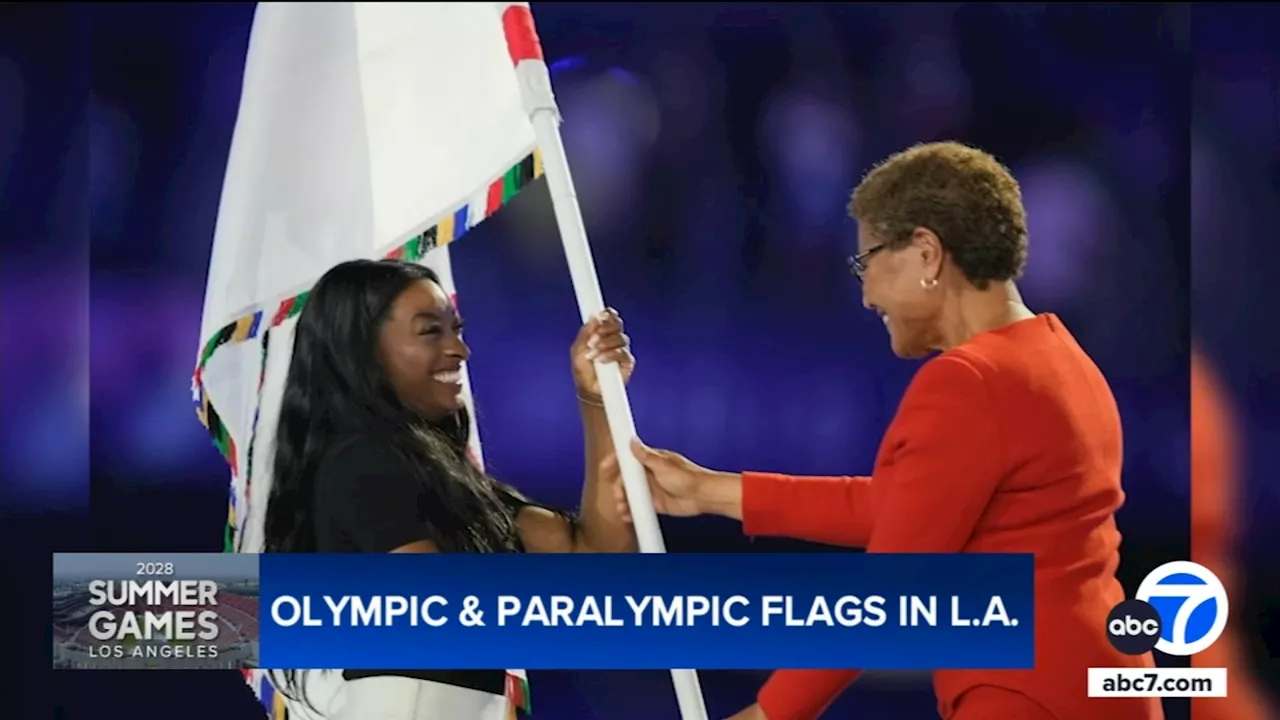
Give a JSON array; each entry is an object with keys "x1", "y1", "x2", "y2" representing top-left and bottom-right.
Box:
[{"x1": 1091, "y1": 560, "x2": 1231, "y2": 698}]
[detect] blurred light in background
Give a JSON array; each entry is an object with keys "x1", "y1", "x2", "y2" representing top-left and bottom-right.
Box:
[
  {"x1": 0, "y1": 273, "x2": 89, "y2": 506},
  {"x1": 1017, "y1": 157, "x2": 1111, "y2": 308},
  {"x1": 549, "y1": 58, "x2": 661, "y2": 248},
  {"x1": 759, "y1": 87, "x2": 860, "y2": 232},
  {"x1": 893, "y1": 20, "x2": 970, "y2": 140},
  {"x1": 1108, "y1": 115, "x2": 1175, "y2": 189},
  {"x1": 89, "y1": 98, "x2": 139, "y2": 240},
  {"x1": 91, "y1": 279, "x2": 210, "y2": 473},
  {"x1": 1190, "y1": 134, "x2": 1235, "y2": 308},
  {"x1": 649, "y1": 44, "x2": 714, "y2": 148}
]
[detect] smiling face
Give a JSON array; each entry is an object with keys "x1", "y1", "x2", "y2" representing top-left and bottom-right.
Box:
[
  {"x1": 855, "y1": 221, "x2": 947, "y2": 358},
  {"x1": 377, "y1": 279, "x2": 470, "y2": 420}
]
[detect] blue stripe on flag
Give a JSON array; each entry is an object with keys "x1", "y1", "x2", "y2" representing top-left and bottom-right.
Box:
[
  {"x1": 260, "y1": 679, "x2": 274, "y2": 715},
  {"x1": 453, "y1": 206, "x2": 469, "y2": 237}
]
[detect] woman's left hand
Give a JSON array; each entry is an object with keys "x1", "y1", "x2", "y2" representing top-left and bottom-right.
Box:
[{"x1": 571, "y1": 308, "x2": 634, "y2": 400}]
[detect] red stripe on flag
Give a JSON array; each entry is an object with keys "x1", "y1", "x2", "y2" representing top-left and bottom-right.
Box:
[
  {"x1": 486, "y1": 177, "x2": 504, "y2": 216},
  {"x1": 505, "y1": 672, "x2": 528, "y2": 711},
  {"x1": 501, "y1": 5, "x2": 543, "y2": 65},
  {"x1": 272, "y1": 297, "x2": 295, "y2": 326},
  {"x1": 227, "y1": 436, "x2": 240, "y2": 477}
]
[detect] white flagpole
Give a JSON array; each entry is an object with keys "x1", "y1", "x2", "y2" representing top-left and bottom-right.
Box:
[{"x1": 496, "y1": 4, "x2": 710, "y2": 720}]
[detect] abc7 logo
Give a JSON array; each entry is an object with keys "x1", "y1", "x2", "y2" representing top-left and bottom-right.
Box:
[{"x1": 1106, "y1": 560, "x2": 1230, "y2": 656}]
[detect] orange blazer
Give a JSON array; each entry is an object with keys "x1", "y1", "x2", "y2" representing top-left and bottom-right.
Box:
[{"x1": 740, "y1": 314, "x2": 1163, "y2": 720}]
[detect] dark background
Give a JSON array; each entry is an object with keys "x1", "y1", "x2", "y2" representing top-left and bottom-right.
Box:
[{"x1": 0, "y1": 3, "x2": 1273, "y2": 719}]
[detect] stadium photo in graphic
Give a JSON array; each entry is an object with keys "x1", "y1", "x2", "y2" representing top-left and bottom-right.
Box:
[{"x1": 51, "y1": 553, "x2": 260, "y2": 670}]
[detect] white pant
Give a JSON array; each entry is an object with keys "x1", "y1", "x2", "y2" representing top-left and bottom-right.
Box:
[{"x1": 326, "y1": 676, "x2": 511, "y2": 720}]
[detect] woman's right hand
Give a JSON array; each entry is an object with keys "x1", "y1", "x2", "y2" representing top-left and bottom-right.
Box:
[{"x1": 612, "y1": 438, "x2": 713, "y2": 519}]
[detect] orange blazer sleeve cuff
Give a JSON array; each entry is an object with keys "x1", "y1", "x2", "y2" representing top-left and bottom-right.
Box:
[
  {"x1": 741, "y1": 472, "x2": 874, "y2": 547},
  {"x1": 758, "y1": 669, "x2": 861, "y2": 720}
]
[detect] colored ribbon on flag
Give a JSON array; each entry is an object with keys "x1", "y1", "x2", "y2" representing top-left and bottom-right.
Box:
[{"x1": 194, "y1": 148, "x2": 542, "y2": 551}]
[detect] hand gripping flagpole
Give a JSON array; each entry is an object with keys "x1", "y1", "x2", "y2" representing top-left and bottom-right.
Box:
[{"x1": 496, "y1": 4, "x2": 710, "y2": 720}]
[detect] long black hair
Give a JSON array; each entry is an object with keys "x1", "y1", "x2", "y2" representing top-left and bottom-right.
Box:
[
  {"x1": 262, "y1": 259, "x2": 533, "y2": 710},
  {"x1": 263, "y1": 259, "x2": 527, "y2": 555}
]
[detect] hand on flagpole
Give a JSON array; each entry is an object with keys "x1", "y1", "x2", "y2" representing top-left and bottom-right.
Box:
[
  {"x1": 596, "y1": 452, "x2": 632, "y2": 526},
  {"x1": 571, "y1": 308, "x2": 634, "y2": 399},
  {"x1": 613, "y1": 439, "x2": 722, "y2": 518},
  {"x1": 724, "y1": 703, "x2": 768, "y2": 720}
]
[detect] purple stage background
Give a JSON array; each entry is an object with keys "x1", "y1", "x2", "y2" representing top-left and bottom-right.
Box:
[{"x1": 1, "y1": 3, "x2": 1276, "y2": 719}]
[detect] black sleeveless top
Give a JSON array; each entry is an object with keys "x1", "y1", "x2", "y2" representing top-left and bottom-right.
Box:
[{"x1": 311, "y1": 433, "x2": 536, "y2": 695}]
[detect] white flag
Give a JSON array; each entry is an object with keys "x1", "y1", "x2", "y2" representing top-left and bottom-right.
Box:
[{"x1": 193, "y1": 2, "x2": 542, "y2": 717}]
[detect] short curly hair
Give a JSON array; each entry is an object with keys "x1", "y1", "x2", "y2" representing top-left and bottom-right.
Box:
[{"x1": 848, "y1": 141, "x2": 1028, "y2": 289}]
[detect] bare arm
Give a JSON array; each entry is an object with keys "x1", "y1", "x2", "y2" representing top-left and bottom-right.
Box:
[
  {"x1": 629, "y1": 448, "x2": 876, "y2": 547},
  {"x1": 518, "y1": 396, "x2": 637, "y2": 553},
  {"x1": 518, "y1": 308, "x2": 639, "y2": 554},
  {"x1": 571, "y1": 396, "x2": 637, "y2": 552}
]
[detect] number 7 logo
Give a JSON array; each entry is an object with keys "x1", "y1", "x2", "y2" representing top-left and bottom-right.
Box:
[{"x1": 1135, "y1": 560, "x2": 1229, "y2": 656}]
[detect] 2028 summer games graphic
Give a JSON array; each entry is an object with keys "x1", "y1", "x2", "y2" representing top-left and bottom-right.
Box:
[{"x1": 52, "y1": 553, "x2": 260, "y2": 669}]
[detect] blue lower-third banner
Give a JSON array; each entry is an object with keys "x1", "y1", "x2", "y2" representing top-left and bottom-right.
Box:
[{"x1": 259, "y1": 553, "x2": 1033, "y2": 670}]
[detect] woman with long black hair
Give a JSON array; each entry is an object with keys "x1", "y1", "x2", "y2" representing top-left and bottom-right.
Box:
[{"x1": 263, "y1": 258, "x2": 636, "y2": 719}]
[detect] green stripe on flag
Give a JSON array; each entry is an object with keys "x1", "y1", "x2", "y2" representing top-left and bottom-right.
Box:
[
  {"x1": 289, "y1": 291, "x2": 309, "y2": 319},
  {"x1": 404, "y1": 235, "x2": 422, "y2": 262},
  {"x1": 503, "y1": 164, "x2": 521, "y2": 203}
]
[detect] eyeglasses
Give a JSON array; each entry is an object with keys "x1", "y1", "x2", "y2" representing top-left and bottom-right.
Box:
[{"x1": 847, "y1": 243, "x2": 888, "y2": 280}]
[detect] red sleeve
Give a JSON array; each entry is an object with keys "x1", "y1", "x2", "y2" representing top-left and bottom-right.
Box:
[
  {"x1": 741, "y1": 472, "x2": 873, "y2": 547},
  {"x1": 863, "y1": 353, "x2": 1001, "y2": 554},
  {"x1": 756, "y1": 355, "x2": 1001, "y2": 720},
  {"x1": 758, "y1": 670, "x2": 859, "y2": 720}
]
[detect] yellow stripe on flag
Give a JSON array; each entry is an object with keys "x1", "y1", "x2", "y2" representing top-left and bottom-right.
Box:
[
  {"x1": 232, "y1": 314, "x2": 256, "y2": 341},
  {"x1": 437, "y1": 213, "x2": 456, "y2": 247}
]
